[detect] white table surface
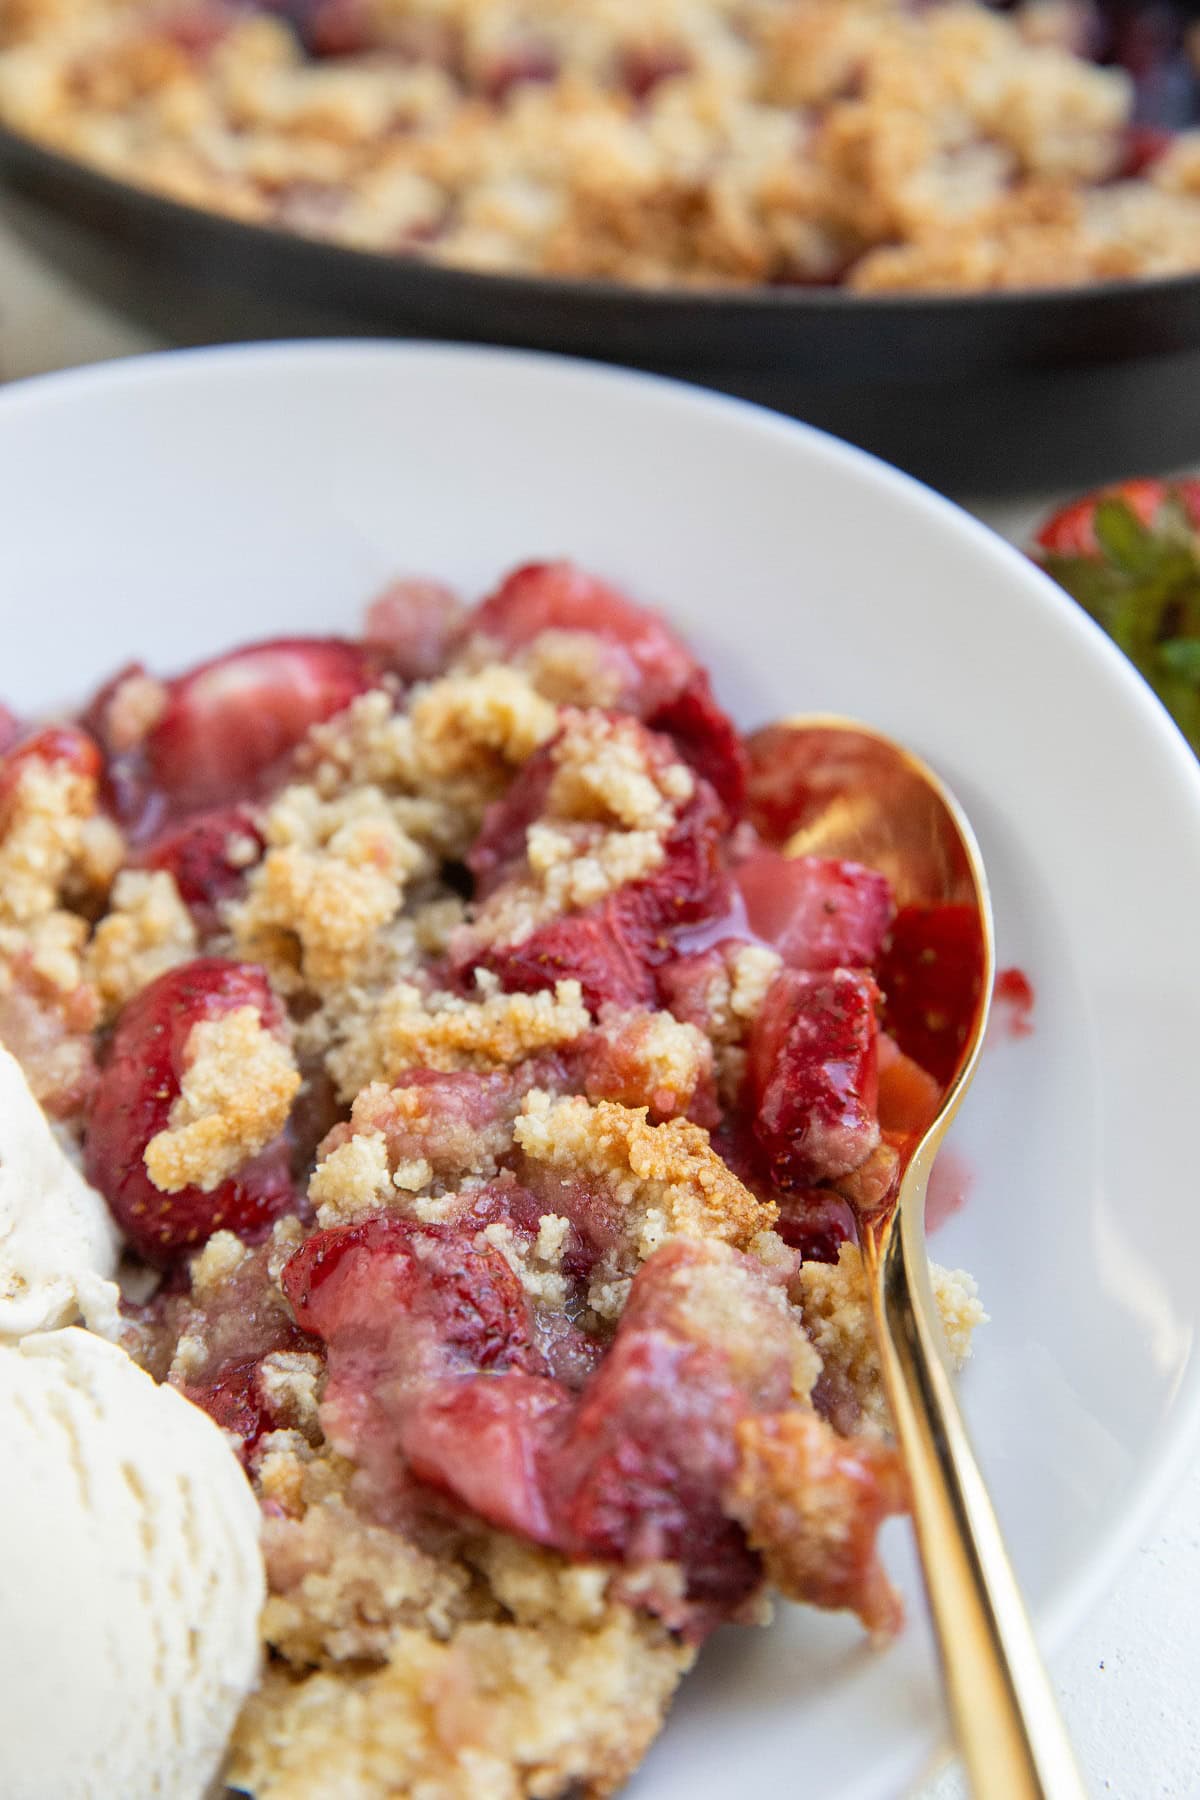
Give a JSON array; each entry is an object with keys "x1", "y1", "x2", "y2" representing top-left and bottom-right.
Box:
[{"x1": 1, "y1": 199, "x2": 1197, "y2": 1800}]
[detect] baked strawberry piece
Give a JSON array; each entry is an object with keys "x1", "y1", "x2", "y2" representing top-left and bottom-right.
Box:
[
  {"x1": 735, "y1": 848, "x2": 893, "y2": 971},
  {"x1": 136, "y1": 806, "x2": 264, "y2": 928},
  {"x1": 470, "y1": 562, "x2": 696, "y2": 714},
  {"x1": 877, "y1": 903, "x2": 985, "y2": 1088},
  {"x1": 145, "y1": 637, "x2": 376, "y2": 811},
  {"x1": 466, "y1": 562, "x2": 746, "y2": 812},
  {"x1": 748, "y1": 967, "x2": 881, "y2": 1188},
  {"x1": 84, "y1": 959, "x2": 299, "y2": 1265}
]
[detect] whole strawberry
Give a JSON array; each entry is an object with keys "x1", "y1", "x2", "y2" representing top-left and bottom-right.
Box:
[{"x1": 1035, "y1": 478, "x2": 1200, "y2": 753}]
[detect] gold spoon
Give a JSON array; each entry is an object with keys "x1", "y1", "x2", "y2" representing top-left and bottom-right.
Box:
[{"x1": 775, "y1": 717, "x2": 1088, "y2": 1800}]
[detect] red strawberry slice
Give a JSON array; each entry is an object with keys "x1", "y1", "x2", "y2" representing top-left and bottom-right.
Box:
[
  {"x1": 747, "y1": 967, "x2": 880, "y2": 1188},
  {"x1": 735, "y1": 849, "x2": 893, "y2": 971},
  {"x1": 470, "y1": 562, "x2": 696, "y2": 714},
  {"x1": 608, "y1": 783, "x2": 730, "y2": 954},
  {"x1": 0, "y1": 706, "x2": 23, "y2": 757},
  {"x1": 876, "y1": 903, "x2": 984, "y2": 1088},
  {"x1": 282, "y1": 1213, "x2": 555, "y2": 1526},
  {"x1": 181, "y1": 1355, "x2": 288, "y2": 1456},
  {"x1": 467, "y1": 746, "x2": 556, "y2": 897},
  {"x1": 546, "y1": 1239, "x2": 792, "y2": 1633},
  {"x1": 772, "y1": 1187, "x2": 858, "y2": 1263},
  {"x1": 477, "y1": 911, "x2": 658, "y2": 1012},
  {"x1": 2, "y1": 725, "x2": 101, "y2": 792},
  {"x1": 474, "y1": 784, "x2": 730, "y2": 1011},
  {"x1": 363, "y1": 579, "x2": 465, "y2": 682},
  {"x1": 145, "y1": 637, "x2": 376, "y2": 811},
  {"x1": 84, "y1": 958, "x2": 297, "y2": 1265},
  {"x1": 399, "y1": 1373, "x2": 570, "y2": 1540},
  {"x1": 136, "y1": 805, "x2": 264, "y2": 925},
  {"x1": 282, "y1": 1214, "x2": 545, "y2": 1377},
  {"x1": 1034, "y1": 478, "x2": 1200, "y2": 559},
  {"x1": 646, "y1": 668, "x2": 747, "y2": 819}
]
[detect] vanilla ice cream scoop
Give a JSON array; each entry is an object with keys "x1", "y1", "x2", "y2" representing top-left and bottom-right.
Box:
[
  {"x1": 0, "y1": 1043, "x2": 121, "y2": 1339},
  {"x1": 0, "y1": 1327, "x2": 264, "y2": 1800}
]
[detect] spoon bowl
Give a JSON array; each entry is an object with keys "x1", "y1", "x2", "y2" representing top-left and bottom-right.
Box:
[{"x1": 777, "y1": 717, "x2": 1086, "y2": 1800}]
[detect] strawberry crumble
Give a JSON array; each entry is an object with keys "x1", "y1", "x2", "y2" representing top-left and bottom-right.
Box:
[
  {"x1": 4, "y1": 0, "x2": 1200, "y2": 290},
  {"x1": 1, "y1": 560, "x2": 985, "y2": 1799}
]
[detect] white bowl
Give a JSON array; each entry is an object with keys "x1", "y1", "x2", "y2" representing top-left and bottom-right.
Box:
[{"x1": 2, "y1": 342, "x2": 1199, "y2": 1800}]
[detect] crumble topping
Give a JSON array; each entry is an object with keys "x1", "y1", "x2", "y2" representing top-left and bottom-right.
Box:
[
  {"x1": 86, "y1": 868, "x2": 198, "y2": 1017},
  {"x1": 4, "y1": 0, "x2": 1200, "y2": 293},
  {"x1": 515, "y1": 1091, "x2": 770, "y2": 1252},
  {"x1": 548, "y1": 707, "x2": 694, "y2": 833},
  {"x1": 799, "y1": 1243, "x2": 986, "y2": 1434},
  {"x1": 229, "y1": 1596, "x2": 692, "y2": 1800},
  {"x1": 482, "y1": 1211, "x2": 572, "y2": 1310},
  {"x1": 466, "y1": 710, "x2": 696, "y2": 951},
  {"x1": 407, "y1": 665, "x2": 560, "y2": 786},
  {"x1": 727, "y1": 943, "x2": 784, "y2": 1024},
  {"x1": 143, "y1": 1005, "x2": 301, "y2": 1193},
  {"x1": 231, "y1": 782, "x2": 434, "y2": 993},
  {"x1": 515, "y1": 1092, "x2": 773, "y2": 1321},
  {"x1": 98, "y1": 670, "x2": 169, "y2": 751},
  {"x1": 325, "y1": 975, "x2": 590, "y2": 1098},
  {"x1": 257, "y1": 1351, "x2": 326, "y2": 1436},
  {"x1": 301, "y1": 670, "x2": 558, "y2": 863},
  {"x1": 257, "y1": 1449, "x2": 477, "y2": 1665},
  {"x1": 504, "y1": 629, "x2": 626, "y2": 710},
  {"x1": 189, "y1": 1227, "x2": 252, "y2": 1297},
  {"x1": 0, "y1": 751, "x2": 103, "y2": 930},
  {"x1": 308, "y1": 1072, "x2": 539, "y2": 1224},
  {"x1": 728, "y1": 1407, "x2": 907, "y2": 1643}
]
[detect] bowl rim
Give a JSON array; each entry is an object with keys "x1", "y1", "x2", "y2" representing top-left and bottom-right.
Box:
[{"x1": 4, "y1": 335, "x2": 1200, "y2": 1775}]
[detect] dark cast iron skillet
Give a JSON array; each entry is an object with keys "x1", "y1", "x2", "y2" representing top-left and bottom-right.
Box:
[{"x1": 5, "y1": 0, "x2": 1200, "y2": 494}]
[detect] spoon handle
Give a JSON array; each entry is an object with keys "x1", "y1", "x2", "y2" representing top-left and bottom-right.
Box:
[{"x1": 864, "y1": 1183, "x2": 1090, "y2": 1800}]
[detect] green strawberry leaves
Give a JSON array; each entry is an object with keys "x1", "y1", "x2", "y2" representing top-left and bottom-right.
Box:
[{"x1": 1040, "y1": 492, "x2": 1200, "y2": 755}]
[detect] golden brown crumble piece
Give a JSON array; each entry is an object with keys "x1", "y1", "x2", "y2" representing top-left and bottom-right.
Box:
[
  {"x1": 255, "y1": 1434, "x2": 478, "y2": 1666},
  {"x1": 230, "y1": 782, "x2": 434, "y2": 993},
  {"x1": 143, "y1": 1004, "x2": 301, "y2": 1193},
  {"x1": 228, "y1": 1602, "x2": 692, "y2": 1800},
  {"x1": 728, "y1": 1408, "x2": 907, "y2": 1642},
  {"x1": 0, "y1": 741, "x2": 119, "y2": 1113},
  {"x1": 514, "y1": 1092, "x2": 774, "y2": 1319},
  {"x1": 0, "y1": 750, "x2": 106, "y2": 930},
  {"x1": 481, "y1": 1211, "x2": 573, "y2": 1310},
  {"x1": 548, "y1": 708, "x2": 693, "y2": 833},
  {"x1": 302, "y1": 673, "x2": 558, "y2": 858},
  {"x1": 85, "y1": 868, "x2": 198, "y2": 1018},
  {"x1": 407, "y1": 665, "x2": 559, "y2": 785},
  {"x1": 309, "y1": 1066, "x2": 547, "y2": 1225},
  {"x1": 798, "y1": 1243, "x2": 986, "y2": 1434},
  {"x1": 303, "y1": 691, "x2": 463, "y2": 853},
  {"x1": 326, "y1": 976, "x2": 590, "y2": 1100},
  {"x1": 500, "y1": 629, "x2": 626, "y2": 709}
]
